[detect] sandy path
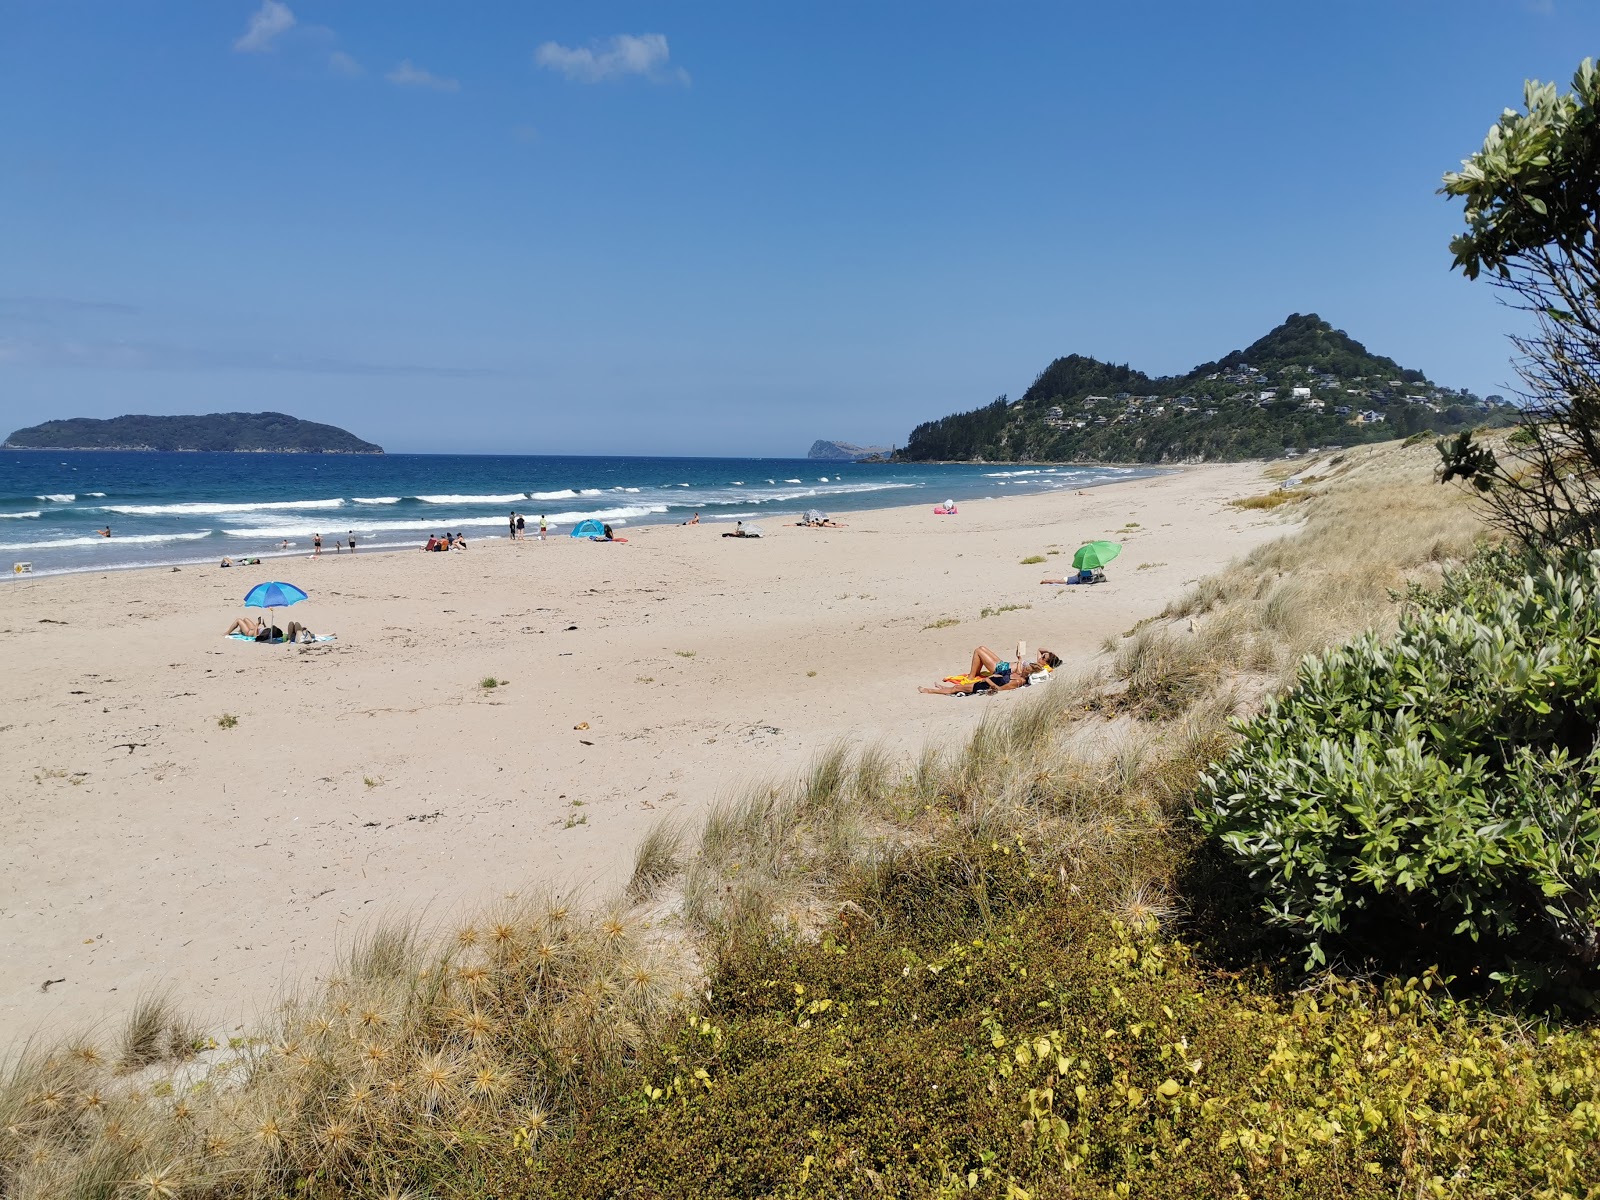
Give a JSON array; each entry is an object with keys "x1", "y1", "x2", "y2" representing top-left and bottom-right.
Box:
[{"x1": 0, "y1": 463, "x2": 1280, "y2": 1041}]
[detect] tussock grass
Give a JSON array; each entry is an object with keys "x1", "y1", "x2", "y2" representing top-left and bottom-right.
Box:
[
  {"x1": 628, "y1": 822, "x2": 685, "y2": 902},
  {"x1": 0, "y1": 439, "x2": 1514, "y2": 1200}
]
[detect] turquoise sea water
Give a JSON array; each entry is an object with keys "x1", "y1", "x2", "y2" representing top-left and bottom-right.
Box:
[{"x1": 0, "y1": 451, "x2": 1154, "y2": 577}]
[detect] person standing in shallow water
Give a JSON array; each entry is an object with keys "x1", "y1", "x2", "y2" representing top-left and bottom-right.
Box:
[
  {"x1": 516, "y1": 513, "x2": 526, "y2": 540},
  {"x1": 539, "y1": 514, "x2": 547, "y2": 541},
  {"x1": 509, "y1": 511, "x2": 517, "y2": 541},
  {"x1": 348, "y1": 531, "x2": 356, "y2": 553},
  {"x1": 312, "y1": 532, "x2": 322, "y2": 557}
]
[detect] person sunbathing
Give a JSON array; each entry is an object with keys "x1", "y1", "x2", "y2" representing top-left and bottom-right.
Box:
[
  {"x1": 224, "y1": 615, "x2": 262, "y2": 637},
  {"x1": 920, "y1": 661, "x2": 1047, "y2": 696},
  {"x1": 960, "y1": 644, "x2": 1062, "y2": 679}
]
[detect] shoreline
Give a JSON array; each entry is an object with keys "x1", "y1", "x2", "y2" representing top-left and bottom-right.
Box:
[
  {"x1": 1, "y1": 461, "x2": 1281, "y2": 1041},
  {"x1": 1, "y1": 464, "x2": 1167, "y2": 582}
]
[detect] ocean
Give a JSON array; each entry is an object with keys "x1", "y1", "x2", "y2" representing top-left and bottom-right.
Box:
[{"x1": 0, "y1": 451, "x2": 1154, "y2": 577}]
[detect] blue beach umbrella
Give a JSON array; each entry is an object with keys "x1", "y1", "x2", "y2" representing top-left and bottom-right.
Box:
[{"x1": 243, "y1": 581, "x2": 308, "y2": 635}]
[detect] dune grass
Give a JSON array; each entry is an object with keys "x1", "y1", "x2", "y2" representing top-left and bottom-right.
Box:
[{"x1": 7, "y1": 439, "x2": 1569, "y2": 1200}]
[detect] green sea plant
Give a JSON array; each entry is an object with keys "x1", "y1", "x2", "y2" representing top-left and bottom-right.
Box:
[{"x1": 1197, "y1": 549, "x2": 1600, "y2": 996}]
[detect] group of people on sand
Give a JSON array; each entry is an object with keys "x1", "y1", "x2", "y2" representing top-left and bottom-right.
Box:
[
  {"x1": 509, "y1": 512, "x2": 548, "y2": 541},
  {"x1": 307, "y1": 532, "x2": 357, "y2": 557},
  {"x1": 920, "y1": 644, "x2": 1063, "y2": 696},
  {"x1": 223, "y1": 615, "x2": 318, "y2": 644},
  {"x1": 424, "y1": 533, "x2": 468, "y2": 552}
]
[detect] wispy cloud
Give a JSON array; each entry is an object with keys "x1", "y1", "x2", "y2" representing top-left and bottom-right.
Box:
[
  {"x1": 234, "y1": 0, "x2": 296, "y2": 53},
  {"x1": 533, "y1": 33, "x2": 688, "y2": 85},
  {"x1": 328, "y1": 50, "x2": 364, "y2": 77},
  {"x1": 0, "y1": 334, "x2": 500, "y2": 377},
  {"x1": 386, "y1": 59, "x2": 460, "y2": 92}
]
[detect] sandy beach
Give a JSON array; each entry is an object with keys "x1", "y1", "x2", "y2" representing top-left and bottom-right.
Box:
[{"x1": 0, "y1": 462, "x2": 1282, "y2": 1042}]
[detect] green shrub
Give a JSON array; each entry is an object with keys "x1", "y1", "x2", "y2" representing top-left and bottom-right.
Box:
[{"x1": 1197, "y1": 550, "x2": 1600, "y2": 997}]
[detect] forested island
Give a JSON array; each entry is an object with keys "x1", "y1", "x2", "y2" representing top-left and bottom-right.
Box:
[
  {"x1": 3, "y1": 412, "x2": 383, "y2": 454},
  {"x1": 900, "y1": 313, "x2": 1517, "y2": 462}
]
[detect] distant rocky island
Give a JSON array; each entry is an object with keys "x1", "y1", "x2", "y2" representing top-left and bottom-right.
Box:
[
  {"x1": 3, "y1": 412, "x2": 384, "y2": 454},
  {"x1": 808, "y1": 439, "x2": 892, "y2": 462},
  {"x1": 899, "y1": 313, "x2": 1518, "y2": 464}
]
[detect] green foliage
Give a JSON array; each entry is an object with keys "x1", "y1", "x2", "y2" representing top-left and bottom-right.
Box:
[
  {"x1": 1197, "y1": 550, "x2": 1600, "y2": 997},
  {"x1": 497, "y1": 846, "x2": 1600, "y2": 1199},
  {"x1": 1440, "y1": 58, "x2": 1600, "y2": 280},
  {"x1": 1438, "y1": 59, "x2": 1600, "y2": 552},
  {"x1": 2, "y1": 411, "x2": 383, "y2": 453}
]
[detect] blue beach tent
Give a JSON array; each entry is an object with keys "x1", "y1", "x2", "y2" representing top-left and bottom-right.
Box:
[{"x1": 570, "y1": 519, "x2": 605, "y2": 538}]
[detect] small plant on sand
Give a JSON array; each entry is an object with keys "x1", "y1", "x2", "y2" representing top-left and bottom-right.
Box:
[
  {"x1": 1136, "y1": 562, "x2": 1166, "y2": 570},
  {"x1": 636, "y1": 675, "x2": 655, "y2": 683},
  {"x1": 674, "y1": 650, "x2": 697, "y2": 658},
  {"x1": 564, "y1": 812, "x2": 588, "y2": 829},
  {"x1": 479, "y1": 677, "x2": 504, "y2": 689},
  {"x1": 921, "y1": 617, "x2": 960, "y2": 630},
  {"x1": 217, "y1": 713, "x2": 238, "y2": 729},
  {"x1": 979, "y1": 603, "x2": 1031, "y2": 619},
  {"x1": 1231, "y1": 489, "x2": 1311, "y2": 511},
  {"x1": 806, "y1": 670, "x2": 817, "y2": 677},
  {"x1": 1019, "y1": 555, "x2": 1046, "y2": 565},
  {"x1": 363, "y1": 776, "x2": 381, "y2": 790}
]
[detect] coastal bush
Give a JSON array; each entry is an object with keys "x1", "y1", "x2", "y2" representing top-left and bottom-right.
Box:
[
  {"x1": 1437, "y1": 59, "x2": 1600, "y2": 549},
  {"x1": 498, "y1": 844, "x2": 1600, "y2": 1200},
  {"x1": 1197, "y1": 549, "x2": 1600, "y2": 997}
]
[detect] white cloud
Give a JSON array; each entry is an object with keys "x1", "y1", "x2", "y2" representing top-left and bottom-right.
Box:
[
  {"x1": 328, "y1": 50, "x2": 363, "y2": 77},
  {"x1": 386, "y1": 59, "x2": 460, "y2": 92},
  {"x1": 533, "y1": 33, "x2": 688, "y2": 85},
  {"x1": 234, "y1": 0, "x2": 295, "y2": 53}
]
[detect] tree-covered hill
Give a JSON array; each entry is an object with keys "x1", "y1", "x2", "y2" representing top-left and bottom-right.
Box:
[
  {"x1": 3, "y1": 411, "x2": 383, "y2": 453},
  {"x1": 901, "y1": 314, "x2": 1513, "y2": 463}
]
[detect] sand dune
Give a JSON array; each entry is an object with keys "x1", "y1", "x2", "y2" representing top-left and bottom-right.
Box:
[{"x1": 0, "y1": 463, "x2": 1279, "y2": 1040}]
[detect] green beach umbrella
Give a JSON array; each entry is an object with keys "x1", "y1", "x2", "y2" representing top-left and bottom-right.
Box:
[{"x1": 1072, "y1": 541, "x2": 1123, "y2": 570}]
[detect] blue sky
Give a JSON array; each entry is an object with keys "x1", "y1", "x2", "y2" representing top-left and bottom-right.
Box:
[{"x1": 1, "y1": 2, "x2": 1593, "y2": 456}]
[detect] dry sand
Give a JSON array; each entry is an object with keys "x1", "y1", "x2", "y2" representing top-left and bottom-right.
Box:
[{"x1": 1, "y1": 463, "x2": 1282, "y2": 1042}]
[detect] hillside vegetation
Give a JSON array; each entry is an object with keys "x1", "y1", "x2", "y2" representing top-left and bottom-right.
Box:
[
  {"x1": 8, "y1": 439, "x2": 1600, "y2": 1200},
  {"x1": 3, "y1": 412, "x2": 383, "y2": 454},
  {"x1": 901, "y1": 314, "x2": 1516, "y2": 463}
]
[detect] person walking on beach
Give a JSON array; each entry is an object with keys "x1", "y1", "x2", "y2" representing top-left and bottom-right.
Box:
[
  {"x1": 538, "y1": 514, "x2": 547, "y2": 541},
  {"x1": 348, "y1": 531, "x2": 356, "y2": 553},
  {"x1": 312, "y1": 532, "x2": 322, "y2": 557}
]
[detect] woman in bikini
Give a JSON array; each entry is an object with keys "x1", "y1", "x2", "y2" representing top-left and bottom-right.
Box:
[{"x1": 919, "y1": 645, "x2": 1062, "y2": 696}]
